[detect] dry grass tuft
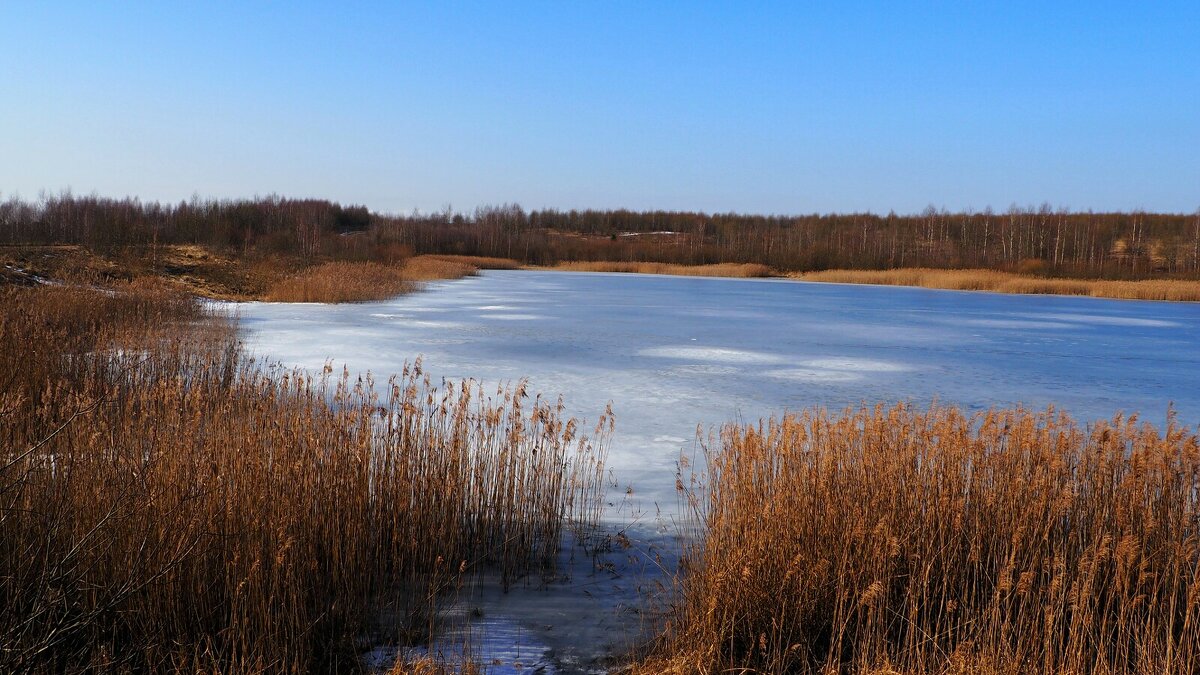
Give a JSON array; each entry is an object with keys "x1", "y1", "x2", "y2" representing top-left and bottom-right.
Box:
[
  {"x1": 263, "y1": 261, "x2": 416, "y2": 302},
  {"x1": 398, "y1": 256, "x2": 480, "y2": 281},
  {"x1": 0, "y1": 283, "x2": 609, "y2": 673},
  {"x1": 638, "y1": 404, "x2": 1200, "y2": 674},
  {"x1": 796, "y1": 268, "x2": 1200, "y2": 301},
  {"x1": 262, "y1": 256, "x2": 484, "y2": 303},
  {"x1": 418, "y1": 254, "x2": 523, "y2": 270},
  {"x1": 549, "y1": 261, "x2": 776, "y2": 278}
]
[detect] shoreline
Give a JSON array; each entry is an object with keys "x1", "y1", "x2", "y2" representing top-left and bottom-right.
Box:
[
  {"x1": 526, "y1": 262, "x2": 1200, "y2": 302},
  {"x1": 5, "y1": 244, "x2": 1200, "y2": 304}
]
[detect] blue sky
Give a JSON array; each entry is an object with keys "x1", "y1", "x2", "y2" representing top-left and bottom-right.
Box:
[{"x1": 2, "y1": 2, "x2": 1197, "y2": 214}]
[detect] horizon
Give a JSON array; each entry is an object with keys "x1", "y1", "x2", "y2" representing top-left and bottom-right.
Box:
[
  {"x1": 8, "y1": 191, "x2": 1200, "y2": 220},
  {"x1": 3, "y1": 2, "x2": 1198, "y2": 214}
]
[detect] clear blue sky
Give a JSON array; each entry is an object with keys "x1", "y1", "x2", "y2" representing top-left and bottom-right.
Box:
[{"x1": 2, "y1": 2, "x2": 1197, "y2": 215}]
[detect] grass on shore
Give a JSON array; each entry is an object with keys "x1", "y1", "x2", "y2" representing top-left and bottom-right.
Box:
[
  {"x1": 1, "y1": 245, "x2": 493, "y2": 303},
  {"x1": 0, "y1": 282, "x2": 609, "y2": 673},
  {"x1": 547, "y1": 261, "x2": 776, "y2": 278},
  {"x1": 8, "y1": 245, "x2": 1200, "y2": 302},
  {"x1": 417, "y1": 254, "x2": 523, "y2": 270},
  {"x1": 796, "y1": 268, "x2": 1200, "y2": 301},
  {"x1": 638, "y1": 404, "x2": 1200, "y2": 674},
  {"x1": 261, "y1": 256, "x2": 488, "y2": 302},
  {"x1": 263, "y1": 260, "x2": 418, "y2": 302},
  {"x1": 545, "y1": 262, "x2": 1200, "y2": 302}
]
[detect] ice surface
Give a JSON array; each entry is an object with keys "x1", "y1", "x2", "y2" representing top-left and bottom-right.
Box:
[
  {"x1": 637, "y1": 345, "x2": 784, "y2": 363},
  {"x1": 228, "y1": 270, "x2": 1200, "y2": 672},
  {"x1": 764, "y1": 368, "x2": 865, "y2": 383}
]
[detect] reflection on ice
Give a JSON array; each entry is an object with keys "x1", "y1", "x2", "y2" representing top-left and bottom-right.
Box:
[
  {"x1": 483, "y1": 313, "x2": 545, "y2": 321},
  {"x1": 765, "y1": 368, "x2": 863, "y2": 383},
  {"x1": 798, "y1": 358, "x2": 912, "y2": 372},
  {"x1": 637, "y1": 345, "x2": 782, "y2": 363},
  {"x1": 962, "y1": 318, "x2": 1075, "y2": 330},
  {"x1": 407, "y1": 320, "x2": 467, "y2": 329},
  {"x1": 407, "y1": 337, "x2": 471, "y2": 345},
  {"x1": 1025, "y1": 312, "x2": 1181, "y2": 328},
  {"x1": 661, "y1": 364, "x2": 741, "y2": 376}
]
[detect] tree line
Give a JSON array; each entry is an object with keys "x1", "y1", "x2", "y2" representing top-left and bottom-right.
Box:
[{"x1": 3, "y1": 194, "x2": 1199, "y2": 278}]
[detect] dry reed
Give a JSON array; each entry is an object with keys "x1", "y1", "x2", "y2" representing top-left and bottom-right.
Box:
[
  {"x1": 417, "y1": 254, "x2": 523, "y2": 270},
  {"x1": 262, "y1": 256, "x2": 485, "y2": 303},
  {"x1": 0, "y1": 283, "x2": 608, "y2": 673},
  {"x1": 796, "y1": 268, "x2": 1200, "y2": 302},
  {"x1": 397, "y1": 256, "x2": 479, "y2": 281},
  {"x1": 549, "y1": 261, "x2": 776, "y2": 278},
  {"x1": 263, "y1": 261, "x2": 416, "y2": 302},
  {"x1": 638, "y1": 404, "x2": 1200, "y2": 674}
]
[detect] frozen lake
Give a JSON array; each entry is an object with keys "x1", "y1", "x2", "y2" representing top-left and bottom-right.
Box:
[
  {"x1": 236, "y1": 270, "x2": 1200, "y2": 513},
  {"x1": 232, "y1": 270, "x2": 1200, "y2": 672}
]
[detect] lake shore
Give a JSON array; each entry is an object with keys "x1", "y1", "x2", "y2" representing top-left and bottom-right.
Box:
[
  {"x1": 792, "y1": 267, "x2": 1200, "y2": 302},
  {"x1": 529, "y1": 261, "x2": 1200, "y2": 302},
  {"x1": 7, "y1": 243, "x2": 1200, "y2": 303}
]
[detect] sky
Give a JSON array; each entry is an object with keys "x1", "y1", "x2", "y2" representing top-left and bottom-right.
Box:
[{"x1": 2, "y1": 2, "x2": 1198, "y2": 215}]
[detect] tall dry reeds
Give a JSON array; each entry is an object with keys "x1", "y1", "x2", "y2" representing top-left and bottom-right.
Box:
[
  {"x1": 262, "y1": 256, "x2": 486, "y2": 302},
  {"x1": 796, "y1": 268, "x2": 1200, "y2": 302},
  {"x1": 416, "y1": 254, "x2": 523, "y2": 271},
  {"x1": 640, "y1": 404, "x2": 1200, "y2": 674},
  {"x1": 549, "y1": 261, "x2": 776, "y2": 278},
  {"x1": 263, "y1": 261, "x2": 418, "y2": 302},
  {"x1": 0, "y1": 284, "x2": 608, "y2": 673}
]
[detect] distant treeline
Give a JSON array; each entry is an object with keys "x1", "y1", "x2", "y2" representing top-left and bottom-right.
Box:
[
  {"x1": 4, "y1": 194, "x2": 1199, "y2": 278},
  {"x1": 0, "y1": 195, "x2": 375, "y2": 260}
]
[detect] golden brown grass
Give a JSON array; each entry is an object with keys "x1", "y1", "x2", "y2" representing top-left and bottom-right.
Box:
[
  {"x1": 636, "y1": 404, "x2": 1200, "y2": 674},
  {"x1": 0, "y1": 246, "x2": 497, "y2": 304},
  {"x1": 795, "y1": 268, "x2": 1200, "y2": 302},
  {"x1": 0, "y1": 283, "x2": 609, "y2": 673},
  {"x1": 262, "y1": 258, "x2": 417, "y2": 300},
  {"x1": 397, "y1": 256, "x2": 480, "y2": 281},
  {"x1": 418, "y1": 254, "x2": 523, "y2": 270},
  {"x1": 264, "y1": 260, "x2": 416, "y2": 302},
  {"x1": 262, "y1": 256, "x2": 484, "y2": 303},
  {"x1": 547, "y1": 261, "x2": 776, "y2": 278}
]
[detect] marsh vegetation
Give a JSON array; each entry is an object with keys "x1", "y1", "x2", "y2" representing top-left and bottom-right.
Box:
[
  {"x1": 0, "y1": 283, "x2": 608, "y2": 673},
  {"x1": 638, "y1": 405, "x2": 1200, "y2": 674},
  {"x1": 796, "y1": 268, "x2": 1200, "y2": 302}
]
